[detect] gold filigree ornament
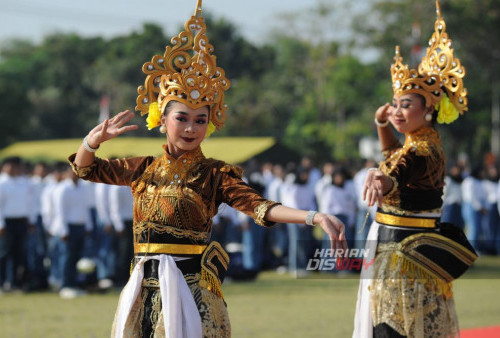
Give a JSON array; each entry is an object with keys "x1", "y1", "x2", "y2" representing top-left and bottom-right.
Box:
[
  {"x1": 136, "y1": 0, "x2": 231, "y2": 133},
  {"x1": 390, "y1": 0, "x2": 467, "y2": 124}
]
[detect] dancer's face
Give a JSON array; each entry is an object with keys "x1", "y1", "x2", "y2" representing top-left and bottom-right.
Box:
[
  {"x1": 388, "y1": 93, "x2": 433, "y2": 134},
  {"x1": 161, "y1": 101, "x2": 209, "y2": 158}
]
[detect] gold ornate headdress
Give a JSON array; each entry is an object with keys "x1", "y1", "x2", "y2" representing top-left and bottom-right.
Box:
[
  {"x1": 390, "y1": 0, "x2": 467, "y2": 124},
  {"x1": 136, "y1": 0, "x2": 230, "y2": 132}
]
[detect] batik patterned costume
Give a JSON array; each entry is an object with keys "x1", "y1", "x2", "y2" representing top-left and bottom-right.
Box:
[
  {"x1": 70, "y1": 2, "x2": 281, "y2": 336},
  {"x1": 353, "y1": 2, "x2": 476, "y2": 337},
  {"x1": 357, "y1": 127, "x2": 460, "y2": 337},
  {"x1": 70, "y1": 146, "x2": 278, "y2": 337}
]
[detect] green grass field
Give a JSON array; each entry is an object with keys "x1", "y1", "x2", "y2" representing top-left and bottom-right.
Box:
[{"x1": 1, "y1": 256, "x2": 499, "y2": 338}]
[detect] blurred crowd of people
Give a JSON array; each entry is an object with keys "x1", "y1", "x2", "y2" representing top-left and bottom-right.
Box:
[
  {"x1": 1, "y1": 154, "x2": 499, "y2": 297},
  {"x1": 0, "y1": 156, "x2": 134, "y2": 298}
]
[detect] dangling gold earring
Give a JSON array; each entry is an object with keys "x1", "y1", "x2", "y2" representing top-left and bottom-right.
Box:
[
  {"x1": 159, "y1": 125, "x2": 167, "y2": 133},
  {"x1": 425, "y1": 113, "x2": 433, "y2": 122}
]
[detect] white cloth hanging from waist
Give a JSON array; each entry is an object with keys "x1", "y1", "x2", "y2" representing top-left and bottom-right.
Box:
[
  {"x1": 352, "y1": 221, "x2": 379, "y2": 338},
  {"x1": 114, "y1": 254, "x2": 202, "y2": 338}
]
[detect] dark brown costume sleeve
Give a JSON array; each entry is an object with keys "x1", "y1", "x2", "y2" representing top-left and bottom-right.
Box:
[
  {"x1": 216, "y1": 164, "x2": 280, "y2": 227},
  {"x1": 68, "y1": 153, "x2": 154, "y2": 186}
]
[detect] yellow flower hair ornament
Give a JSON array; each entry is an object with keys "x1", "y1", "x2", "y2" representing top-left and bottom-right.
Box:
[
  {"x1": 205, "y1": 121, "x2": 216, "y2": 138},
  {"x1": 146, "y1": 102, "x2": 161, "y2": 130},
  {"x1": 436, "y1": 95, "x2": 459, "y2": 124}
]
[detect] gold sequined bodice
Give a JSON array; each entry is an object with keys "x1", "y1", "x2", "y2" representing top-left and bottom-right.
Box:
[
  {"x1": 69, "y1": 144, "x2": 279, "y2": 245},
  {"x1": 131, "y1": 146, "x2": 213, "y2": 244},
  {"x1": 378, "y1": 127, "x2": 445, "y2": 214}
]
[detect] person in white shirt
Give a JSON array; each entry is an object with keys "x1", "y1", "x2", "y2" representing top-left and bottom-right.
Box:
[
  {"x1": 211, "y1": 202, "x2": 240, "y2": 250},
  {"x1": 240, "y1": 176, "x2": 267, "y2": 274},
  {"x1": 40, "y1": 167, "x2": 59, "y2": 236},
  {"x1": 109, "y1": 184, "x2": 134, "y2": 287},
  {"x1": 40, "y1": 162, "x2": 67, "y2": 289},
  {"x1": 300, "y1": 156, "x2": 321, "y2": 192},
  {"x1": 461, "y1": 166, "x2": 487, "y2": 250},
  {"x1": 483, "y1": 165, "x2": 499, "y2": 254},
  {"x1": 94, "y1": 182, "x2": 116, "y2": 287},
  {"x1": 344, "y1": 175, "x2": 357, "y2": 244},
  {"x1": 260, "y1": 162, "x2": 275, "y2": 193},
  {"x1": 442, "y1": 163, "x2": 464, "y2": 228},
  {"x1": 281, "y1": 167, "x2": 317, "y2": 274},
  {"x1": 266, "y1": 164, "x2": 284, "y2": 203},
  {"x1": 320, "y1": 167, "x2": 357, "y2": 250},
  {"x1": 266, "y1": 164, "x2": 288, "y2": 268},
  {"x1": 53, "y1": 166, "x2": 92, "y2": 295},
  {"x1": 314, "y1": 162, "x2": 334, "y2": 208},
  {"x1": 353, "y1": 160, "x2": 377, "y2": 249},
  {"x1": 27, "y1": 161, "x2": 50, "y2": 290},
  {"x1": 0, "y1": 161, "x2": 7, "y2": 184},
  {"x1": 0, "y1": 157, "x2": 36, "y2": 291},
  {"x1": 81, "y1": 179, "x2": 97, "y2": 249}
]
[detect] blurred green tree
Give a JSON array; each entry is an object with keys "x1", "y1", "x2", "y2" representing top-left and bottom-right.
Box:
[{"x1": 1, "y1": 1, "x2": 498, "y2": 165}]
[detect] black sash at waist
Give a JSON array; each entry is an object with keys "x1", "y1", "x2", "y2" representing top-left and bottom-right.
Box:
[{"x1": 136, "y1": 255, "x2": 202, "y2": 284}]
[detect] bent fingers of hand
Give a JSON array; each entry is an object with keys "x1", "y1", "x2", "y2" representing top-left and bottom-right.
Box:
[
  {"x1": 115, "y1": 110, "x2": 135, "y2": 127},
  {"x1": 117, "y1": 124, "x2": 139, "y2": 135}
]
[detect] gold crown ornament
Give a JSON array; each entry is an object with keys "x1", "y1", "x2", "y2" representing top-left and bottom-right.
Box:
[
  {"x1": 390, "y1": 0, "x2": 467, "y2": 124},
  {"x1": 136, "y1": 0, "x2": 230, "y2": 133}
]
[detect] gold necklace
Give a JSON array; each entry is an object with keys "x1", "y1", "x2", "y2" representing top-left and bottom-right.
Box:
[
  {"x1": 380, "y1": 127, "x2": 441, "y2": 174},
  {"x1": 160, "y1": 146, "x2": 205, "y2": 186}
]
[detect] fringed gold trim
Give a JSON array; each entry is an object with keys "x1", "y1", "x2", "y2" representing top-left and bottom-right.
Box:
[
  {"x1": 199, "y1": 241, "x2": 228, "y2": 299},
  {"x1": 200, "y1": 267, "x2": 224, "y2": 298},
  {"x1": 401, "y1": 232, "x2": 478, "y2": 267},
  {"x1": 69, "y1": 156, "x2": 96, "y2": 178},
  {"x1": 391, "y1": 252, "x2": 453, "y2": 299},
  {"x1": 254, "y1": 200, "x2": 277, "y2": 226},
  {"x1": 386, "y1": 175, "x2": 399, "y2": 197}
]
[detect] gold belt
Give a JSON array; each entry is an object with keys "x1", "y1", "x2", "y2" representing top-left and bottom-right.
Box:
[
  {"x1": 375, "y1": 211, "x2": 438, "y2": 228},
  {"x1": 134, "y1": 242, "x2": 207, "y2": 255}
]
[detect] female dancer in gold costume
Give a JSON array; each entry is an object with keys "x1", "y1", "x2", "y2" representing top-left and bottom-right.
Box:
[
  {"x1": 70, "y1": 1, "x2": 346, "y2": 337},
  {"x1": 353, "y1": 2, "x2": 476, "y2": 337}
]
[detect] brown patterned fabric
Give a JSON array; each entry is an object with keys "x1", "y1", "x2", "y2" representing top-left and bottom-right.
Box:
[
  {"x1": 69, "y1": 145, "x2": 279, "y2": 337},
  {"x1": 69, "y1": 145, "x2": 279, "y2": 244}
]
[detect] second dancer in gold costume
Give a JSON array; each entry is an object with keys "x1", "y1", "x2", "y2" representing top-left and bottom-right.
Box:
[{"x1": 353, "y1": 1, "x2": 476, "y2": 337}]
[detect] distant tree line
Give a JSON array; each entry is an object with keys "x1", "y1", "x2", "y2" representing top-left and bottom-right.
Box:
[{"x1": 0, "y1": 1, "x2": 498, "y2": 163}]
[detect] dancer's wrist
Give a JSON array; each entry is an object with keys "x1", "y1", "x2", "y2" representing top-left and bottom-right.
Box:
[
  {"x1": 374, "y1": 117, "x2": 389, "y2": 127},
  {"x1": 83, "y1": 135, "x2": 100, "y2": 152}
]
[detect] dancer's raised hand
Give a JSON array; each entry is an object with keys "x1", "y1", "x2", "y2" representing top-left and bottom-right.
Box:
[{"x1": 86, "y1": 110, "x2": 138, "y2": 148}]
